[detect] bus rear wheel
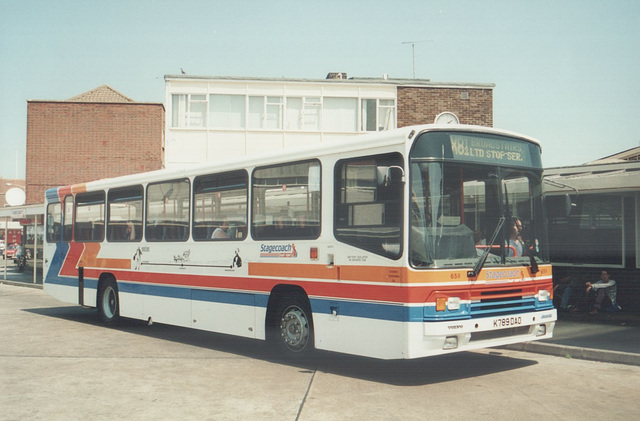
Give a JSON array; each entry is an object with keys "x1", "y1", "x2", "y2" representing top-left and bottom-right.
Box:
[
  {"x1": 98, "y1": 278, "x2": 120, "y2": 324},
  {"x1": 273, "y1": 297, "x2": 314, "y2": 355}
]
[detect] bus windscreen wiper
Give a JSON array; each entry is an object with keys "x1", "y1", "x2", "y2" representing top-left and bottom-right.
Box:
[{"x1": 467, "y1": 216, "x2": 505, "y2": 279}]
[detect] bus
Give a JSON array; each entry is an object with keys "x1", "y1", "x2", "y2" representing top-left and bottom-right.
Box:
[{"x1": 43, "y1": 124, "x2": 556, "y2": 359}]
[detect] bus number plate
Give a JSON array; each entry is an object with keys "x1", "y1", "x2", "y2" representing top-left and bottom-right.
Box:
[{"x1": 492, "y1": 316, "x2": 522, "y2": 328}]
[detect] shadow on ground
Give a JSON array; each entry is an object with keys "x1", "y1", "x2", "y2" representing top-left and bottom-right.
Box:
[{"x1": 25, "y1": 304, "x2": 537, "y2": 386}]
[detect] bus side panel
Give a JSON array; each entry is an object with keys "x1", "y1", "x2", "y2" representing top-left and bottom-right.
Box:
[
  {"x1": 43, "y1": 242, "x2": 82, "y2": 306},
  {"x1": 310, "y1": 297, "x2": 407, "y2": 359},
  {"x1": 118, "y1": 281, "x2": 192, "y2": 328},
  {"x1": 191, "y1": 289, "x2": 264, "y2": 339},
  {"x1": 312, "y1": 313, "x2": 405, "y2": 359}
]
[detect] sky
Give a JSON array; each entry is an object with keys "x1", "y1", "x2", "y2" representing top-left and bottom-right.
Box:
[{"x1": 1, "y1": 0, "x2": 639, "y2": 180}]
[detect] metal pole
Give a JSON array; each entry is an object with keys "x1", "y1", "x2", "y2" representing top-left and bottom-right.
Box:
[
  {"x1": 3, "y1": 217, "x2": 7, "y2": 280},
  {"x1": 33, "y1": 215, "x2": 38, "y2": 284},
  {"x1": 411, "y1": 43, "x2": 416, "y2": 79}
]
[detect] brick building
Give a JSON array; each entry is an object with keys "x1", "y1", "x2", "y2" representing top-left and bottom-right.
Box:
[
  {"x1": 397, "y1": 84, "x2": 493, "y2": 127},
  {"x1": 25, "y1": 85, "x2": 164, "y2": 204}
]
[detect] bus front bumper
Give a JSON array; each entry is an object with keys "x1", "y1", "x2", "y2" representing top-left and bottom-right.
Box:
[{"x1": 409, "y1": 309, "x2": 557, "y2": 358}]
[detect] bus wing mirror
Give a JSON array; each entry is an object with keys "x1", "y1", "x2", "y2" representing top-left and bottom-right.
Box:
[
  {"x1": 377, "y1": 166, "x2": 405, "y2": 187},
  {"x1": 564, "y1": 194, "x2": 576, "y2": 216},
  {"x1": 544, "y1": 194, "x2": 576, "y2": 217}
]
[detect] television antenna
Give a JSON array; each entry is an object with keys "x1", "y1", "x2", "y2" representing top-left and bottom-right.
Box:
[{"x1": 401, "y1": 40, "x2": 432, "y2": 78}]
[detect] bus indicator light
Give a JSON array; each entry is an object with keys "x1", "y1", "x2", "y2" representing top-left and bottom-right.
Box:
[{"x1": 310, "y1": 247, "x2": 318, "y2": 260}]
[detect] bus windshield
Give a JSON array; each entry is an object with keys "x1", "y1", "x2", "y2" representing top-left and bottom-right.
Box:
[{"x1": 410, "y1": 133, "x2": 547, "y2": 269}]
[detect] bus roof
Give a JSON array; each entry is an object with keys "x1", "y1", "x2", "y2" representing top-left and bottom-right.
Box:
[{"x1": 49, "y1": 124, "x2": 542, "y2": 195}]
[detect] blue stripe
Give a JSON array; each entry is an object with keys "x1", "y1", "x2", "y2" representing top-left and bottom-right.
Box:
[
  {"x1": 45, "y1": 188, "x2": 60, "y2": 203},
  {"x1": 44, "y1": 242, "x2": 73, "y2": 287},
  {"x1": 310, "y1": 298, "x2": 423, "y2": 322},
  {"x1": 118, "y1": 281, "x2": 271, "y2": 308}
]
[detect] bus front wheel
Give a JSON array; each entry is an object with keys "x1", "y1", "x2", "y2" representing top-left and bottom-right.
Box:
[
  {"x1": 98, "y1": 278, "x2": 120, "y2": 324},
  {"x1": 273, "y1": 297, "x2": 314, "y2": 355}
]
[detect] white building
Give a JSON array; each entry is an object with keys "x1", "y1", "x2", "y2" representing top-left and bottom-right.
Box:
[
  {"x1": 164, "y1": 73, "x2": 495, "y2": 169},
  {"x1": 164, "y1": 74, "x2": 400, "y2": 168}
]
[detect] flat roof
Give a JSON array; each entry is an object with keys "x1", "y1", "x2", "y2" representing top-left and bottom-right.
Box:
[
  {"x1": 164, "y1": 74, "x2": 495, "y2": 90},
  {"x1": 544, "y1": 161, "x2": 640, "y2": 194}
]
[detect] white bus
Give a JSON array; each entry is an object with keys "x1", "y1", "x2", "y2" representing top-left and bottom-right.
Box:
[{"x1": 43, "y1": 125, "x2": 556, "y2": 359}]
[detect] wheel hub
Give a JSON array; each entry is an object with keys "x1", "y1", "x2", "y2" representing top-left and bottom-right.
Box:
[{"x1": 280, "y1": 307, "x2": 309, "y2": 350}]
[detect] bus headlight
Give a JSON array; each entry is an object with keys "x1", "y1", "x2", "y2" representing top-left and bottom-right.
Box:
[
  {"x1": 436, "y1": 296, "x2": 461, "y2": 312},
  {"x1": 447, "y1": 297, "x2": 461, "y2": 311},
  {"x1": 537, "y1": 289, "x2": 550, "y2": 302}
]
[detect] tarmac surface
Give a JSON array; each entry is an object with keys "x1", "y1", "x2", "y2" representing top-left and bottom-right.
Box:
[{"x1": 2, "y1": 260, "x2": 639, "y2": 366}]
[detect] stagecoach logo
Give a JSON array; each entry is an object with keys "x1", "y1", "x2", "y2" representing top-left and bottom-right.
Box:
[{"x1": 260, "y1": 243, "x2": 298, "y2": 258}]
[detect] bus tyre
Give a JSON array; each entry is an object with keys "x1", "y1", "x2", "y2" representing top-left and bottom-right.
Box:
[
  {"x1": 274, "y1": 297, "x2": 314, "y2": 355},
  {"x1": 98, "y1": 279, "x2": 120, "y2": 324}
]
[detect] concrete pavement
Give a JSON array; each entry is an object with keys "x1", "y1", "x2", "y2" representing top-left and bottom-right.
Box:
[{"x1": 3, "y1": 262, "x2": 639, "y2": 366}]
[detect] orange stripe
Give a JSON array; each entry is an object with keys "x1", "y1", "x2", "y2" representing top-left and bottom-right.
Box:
[
  {"x1": 71, "y1": 183, "x2": 87, "y2": 194},
  {"x1": 250, "y1": 262, "x2": 552, "y2": 285},
  {"x1": 249, "y1": 262, "x2": 339, "y2": 280},
  {"x1": 249, "y1": 263, "x2": 406, "y2": 283},
  {"x1": 77, "y1": 243, "x2": 131, "y2": 270}
]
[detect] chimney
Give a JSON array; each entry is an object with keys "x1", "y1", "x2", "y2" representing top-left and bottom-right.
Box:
[{"x1": 326, "y1": 72, "x2": 347, "y2": 80}]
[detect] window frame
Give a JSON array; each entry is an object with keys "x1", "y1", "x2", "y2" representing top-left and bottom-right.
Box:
[
  {"x1": 251, "y1": 159, "x2": 322, "y2": 241},
  {"x1": 192, "y1": 170, "x2": 249, "y2": 241},
  {"x1": 171, "y1": 94, "x2": 208, "y2": 128},
  {"x1": 107, "y1": 185, "x2": 144, "y2": 243},
  {"x1": 46, "y1": 202, "x2": 62, "y2": 243},
  {"x1": 74, "y1": 191, "x2": 106, "y2": 243},
  {"x1": 334, "y1": 152, "x2": 404, "y2": 259},
  {"x1": 63, "y1": 195, "x2": 74, "y2": 242},
  {"x1": 145, "y1": 178, "x2": 191, "y2": 242}
]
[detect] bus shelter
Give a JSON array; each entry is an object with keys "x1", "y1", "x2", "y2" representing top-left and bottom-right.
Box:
[
  {"x1": 544, "y1": 160, "x2": 640, "y2": 311},
  {"x1": 0, "y1": 204, "x2": 44, "y2": 284}
]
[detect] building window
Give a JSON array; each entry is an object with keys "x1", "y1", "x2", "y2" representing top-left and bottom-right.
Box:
[
  {"x1": 209, "y1": 94, "x2": 245, "y2": 129},
  {"x1": 170, "y1": 92, "x2": 395, "y2": 133},
  {"x1": 248, "y1": 96, "x2": 283, "y2": 130},
  {"x1": 361, "y1": 99, "x2": 396, "y2": 132},
  {"x1": 285, "y1": 97, "x2": 321, "y2": 131},
  {"x1": 323, "y1": 97, "x2": 357, "y2": 132},
  {"x1": 378, "y1": 99, "x2": 396, "y2": 131},
  {"x1": 172, "y1": 94, "x2": 207, "y2": 128}
]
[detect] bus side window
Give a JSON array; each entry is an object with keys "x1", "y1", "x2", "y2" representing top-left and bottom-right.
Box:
[
  {"x1": 75, "y1": 191, "x2": 106, "y2": 242},
  {"x1": 193, "y1": 170, "x2": 248, "y2": 241},
  {"x1": 251, "y1": 160, "x2": 321, "y2": 241},
  {"x1": 107, "y1": 185, "x2": 143, "y2": 242},
  {"x1": 46, "y1": 203, "x2": 62, "y2": 243},
  {"x1": 334, "y1": 153, "x2": 403, "y2": 259},
  {"x1": 63, "y1": 195, "x2": 74, "y2": 242},
  {"x1": 146, "y1": 179, "x2": 190, "y2": 242}
]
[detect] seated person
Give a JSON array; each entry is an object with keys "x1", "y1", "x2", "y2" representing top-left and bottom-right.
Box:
[
  {"x1": 586, "y1": 270, "x2": 621, "y2": 314},
  {"x1": 553, "y1": 275, "x2": 580, "y2": 311},
  {"x1": 211, "y1": 219, "x2": 230, "y2": 239},
  {"x1": 506, "y1": 219, "x2": 524, "y2": 257}
]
